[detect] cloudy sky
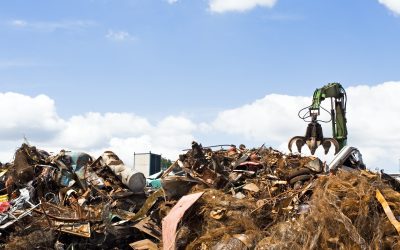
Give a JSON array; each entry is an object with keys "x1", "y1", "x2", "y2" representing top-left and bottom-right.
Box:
[{"x1": 0, "y1": 0, "x2": 399, "y2": 172}]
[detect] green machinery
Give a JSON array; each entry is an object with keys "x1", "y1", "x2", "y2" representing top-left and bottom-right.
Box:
[{"x1": 288, "y1": 83, "x2": 348, "y2": 155}]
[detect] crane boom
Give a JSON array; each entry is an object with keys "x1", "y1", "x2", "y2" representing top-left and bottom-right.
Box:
[
  {"x1": 288, "y1": 82, "x2": 348, "y2": 155},
  {"x1": 310, "y1": 83, "x2": 348, "y2": 149}
]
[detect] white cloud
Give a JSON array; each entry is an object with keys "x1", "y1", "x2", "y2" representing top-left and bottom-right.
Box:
[
  {"x1": 378, "y1": 0, "x2": 400, "y2": 15},
  {"x1": 106, "y1": 30, "x2": 135, "y2": 42},
  {"x1": 345, "y1": 82, "x2": 400, "y2": 169},
  {"x1": 54, "y1": 114, "x2": 195, "y2": 165},
  {"x1": 56, "y1": 112, "x2": 152, "y2": 149},
  {"x1": 209, "y1": 0, "x2": 277, "y2": 13},
  {"x1": 10, "y1": 19, "x2": 27, "y2": 27},
  {"x1": 210, "y1": 82, "x2": 400, "y2": 171},
  {"x1": 166, "y1": 0, "x2": 178, "y2": 4},
  {"x1": 106, "y1": 116, "x2": 196, "y2": 164},
  {"x1": 212, "y1": 94, "x2": 310, "y2": 143},
  {"x1": 0, "y1": 82, "x2": 399, "y2": 172},
  {"x1": 0, "y1": 92, "x2": 196, "y2": 166},
  {"x1": 0, "y1": 92, "x2": 64, "y2": 140},
  {"x1": 7, "y1": 19, "x2": 96, "y2": 32}
]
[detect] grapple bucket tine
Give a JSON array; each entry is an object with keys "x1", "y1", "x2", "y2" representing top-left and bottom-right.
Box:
[
  {"x1": 296, "y1": 140, "x2": 304, "y2": 153},
  {"x1": 322, "y1": 138, "x2": 340, "y2": 155},
  {"x1": 322, "y1": 140, "x2": 331, "y2": 154},
  {"x1": 310, "y1": 147, "x2": 316, "y2": 155},
  {"x1": 288, "y1": 136, "x2": 306, "y2": 153}
]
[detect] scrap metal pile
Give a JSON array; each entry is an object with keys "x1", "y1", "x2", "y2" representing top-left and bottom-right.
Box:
[{"x1": 1, "y1": 142, "x2": 400, "y2": 249}]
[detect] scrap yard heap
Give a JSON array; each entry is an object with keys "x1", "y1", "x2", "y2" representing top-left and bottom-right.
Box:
[
  {"x1": 2, "y1": 0, "x2": 398, "y2": 245},
  {"x1": 0, "y1": 83, "x2": 398, "y2": 249},
  {"x1": 1, "y1": 141, "x2": 400, "y2": 249}
]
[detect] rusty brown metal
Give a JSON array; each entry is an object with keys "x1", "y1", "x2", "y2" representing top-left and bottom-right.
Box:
[
  {"x1": 130, "y1": 239, "x2": 158, "y2": 250},
  {"x1": 0, "y1": 141, "x2": 398, "y2": 249}
]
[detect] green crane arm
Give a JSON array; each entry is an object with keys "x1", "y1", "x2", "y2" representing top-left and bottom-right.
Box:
[{"x1": 310, "y1": 83, "x2": 348, "y2": 150}]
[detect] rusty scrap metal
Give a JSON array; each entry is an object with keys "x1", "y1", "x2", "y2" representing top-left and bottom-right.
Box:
[{"x1": 1, "y1": 142, "x2": 400, "y2": 249}]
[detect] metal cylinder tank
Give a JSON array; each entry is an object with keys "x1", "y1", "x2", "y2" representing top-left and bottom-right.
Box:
[{"x1": 100, "y1": 151, "x2": 146, "y2": 193}]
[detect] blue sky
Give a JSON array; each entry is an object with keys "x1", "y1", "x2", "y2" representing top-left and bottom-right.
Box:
[
  {"x1": 1, "y1": 0, "x2": 399, "y2": 118},
  {"x1": 1, "y1": 0, "x2": 400, "y2": 171}
]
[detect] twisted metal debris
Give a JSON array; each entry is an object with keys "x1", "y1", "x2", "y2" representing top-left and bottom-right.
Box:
[{"x1": 0, "y1": 142, "x2": 399, "y2": 249}]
